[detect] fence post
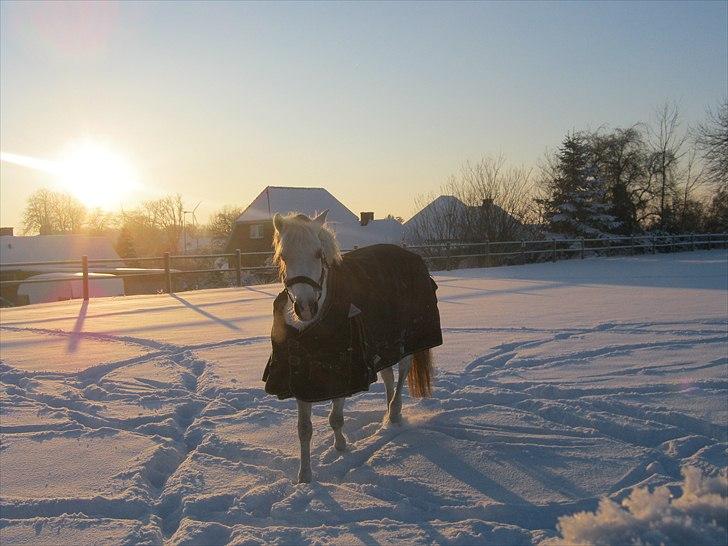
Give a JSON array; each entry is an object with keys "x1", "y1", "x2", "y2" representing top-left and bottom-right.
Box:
[
  {"x1": 82, "y1": 255, "x2": 89, "y2": 301},
  {"x1": 520, "y1": 240, "x2": 525, "y2": 264},
  {"x1": 552, "y1": 239, "x2": 557, "y2": 262},
  {"x1": 691, "y1": 234, "x2": 695, "y2": 251},
  {"x1": 164, "y1": 252, "x2": 172, "y2": 294},
  {"x1": 445, "y1": 243, "x2": 451, "y2": 270},
  {"x1": 580, "y1": 238, "x2": 585, "y2": 259},
  {"x1": 235, "y1": 249, "x2": 242, "y2": 287},
  {"x1": 485, "y1": 239, "x2": 490, "y2": 267}
]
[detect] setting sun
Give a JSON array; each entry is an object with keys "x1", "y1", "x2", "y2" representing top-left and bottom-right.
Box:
[{"x1": 55, "y1": 140, "x2": 140, "y2": 210}]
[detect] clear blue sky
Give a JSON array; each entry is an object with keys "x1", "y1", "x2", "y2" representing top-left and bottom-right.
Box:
[{"x1": 1, "y1": 1, "x2": 726, "y2": 228}]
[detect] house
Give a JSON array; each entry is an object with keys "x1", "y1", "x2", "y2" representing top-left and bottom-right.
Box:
[
  {"x1": 0, "y1": 233, "x2": 169, "y2": 305},
  {"x1": 0, "y1": 233, "x2": 125, "y2": 305},
  {"x1": 403, "y1": 195, "x2": 469, "y2": 244},
  {"x1": 0, "y1": 233, "x2": 124, "y2": 269},
  {"x1": 403, "y1": 195, "x2": 533, "y2": 244},
  {"x1": 225, "y1": 186, "x2": 404, "y2": 264}
]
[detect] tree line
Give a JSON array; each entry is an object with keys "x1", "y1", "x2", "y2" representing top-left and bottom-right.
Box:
[
  {"x1": 20, "y1": 191, "x2": 244, "y2": 260},
  {"x1": 17, "y1": 100, "x2": 727, "y2": 257},
  {"x1": 410, "y1": 100, "x2": 726, "y2": 244},
  {"x1": 538, "y1": 102, "x2": 726, "y2": 237}
]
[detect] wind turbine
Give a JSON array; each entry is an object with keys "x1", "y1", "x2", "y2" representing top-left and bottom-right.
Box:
[{"x1": 183, "y1": 201, "x2": 201, "y2": 254}]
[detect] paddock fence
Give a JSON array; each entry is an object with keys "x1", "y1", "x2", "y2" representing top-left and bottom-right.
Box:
[{"x1": 1, "y1": 232, "x2": 726, "y2": 305}]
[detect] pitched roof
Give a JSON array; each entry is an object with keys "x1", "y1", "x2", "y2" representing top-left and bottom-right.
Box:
[
  {"x1": 235, "y1": 186, "x2": 359, "y2": 224},
  {"x1": 0, "y1": 235, "x2": 122, "y2": 271},
  {"x1": 403, "y1": 195, "x2": 468, "y2": 229},
  {"x1": 331, "y1": 219, "x2": 404, "y2": 250}
]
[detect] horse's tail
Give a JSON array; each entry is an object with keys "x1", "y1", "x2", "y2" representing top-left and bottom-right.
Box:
[{"x1": 407, "y1": 349, "x2": 433, "y2": 397}]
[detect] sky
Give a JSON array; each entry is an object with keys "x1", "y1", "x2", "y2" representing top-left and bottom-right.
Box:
[{"x1": 1, "y1": 1, "x2": 726, "y2": 229}]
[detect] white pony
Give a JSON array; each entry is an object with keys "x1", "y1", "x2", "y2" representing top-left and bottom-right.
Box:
[{"x1": 271, "y1": 210, "x2": 434, "y2": 483}]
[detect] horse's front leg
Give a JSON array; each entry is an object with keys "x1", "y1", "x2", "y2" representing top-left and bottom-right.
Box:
[
  {"x1": 329, "y1": 397, "x2": 347, "y2": 451},
  {"x1": 296, "y1": 399, "x2": 313, "y2": 483}
]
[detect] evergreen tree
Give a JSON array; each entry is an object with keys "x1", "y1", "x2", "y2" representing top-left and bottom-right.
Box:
[
  {"x1": 116, "y1": 225, "x2": 139, "y2": 267},
  {"x1": 544, "y1": 133, "x2": 621, "y2": 237}
]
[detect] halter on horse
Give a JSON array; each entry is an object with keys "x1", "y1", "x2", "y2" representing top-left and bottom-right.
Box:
[{"x1": 283, "y1": 255, "x2": 326, "y2": 318}]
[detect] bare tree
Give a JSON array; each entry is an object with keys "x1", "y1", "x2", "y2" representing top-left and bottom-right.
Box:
[
  {"x1": 139, "y1": 194, "x2": 185, "y2": 253},
  {"x1": 695, "y1": 100, "x2": 728, "y2": 189},
  {"x1": 590, "y1": 126, "x2": 648, "y2": 234},
  {"x1": 84, "y1": 208, "x2": 118, "y2": 236},
  {"x1": 408, "y1": 192, "x2": 469, "y2": 244},
  {"x1": 22, "y1": 188, "x2": 86, "y2": 235},
  {"x1": 410, "y1": 155, "x2": 536, "y2": 244},
  {"x1": 115, "y1": 195, "x2": 186, "y2": 256},
  {"x1": 679, "y1": 150, "x2": 706, "y2": 212},
  {"x1": 455, "y1": 156, "x2": 536, "y2": 241},
  {"x1": 208, "y1": 204, "x2": 244, "y2": 249},
  {"x1": 646, "y1": 103, "x2": 688, "y2": 229}
]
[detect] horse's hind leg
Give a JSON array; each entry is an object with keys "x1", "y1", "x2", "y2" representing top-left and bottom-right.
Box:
[
  {"x1": 381, "y1": 366, "x2": 395, "y2": 406},
  {"x1": 297, "y1": 400, "x2": 313, "y2": 483},
  {"x1": 329, "y1": 397, "x2": 347, "y2": 451},
  {"x1": 387, "y1": 355, "x2": 412, "y2": 424}
]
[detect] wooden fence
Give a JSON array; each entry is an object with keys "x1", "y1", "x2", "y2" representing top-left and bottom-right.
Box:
[{"x1": 1, "y1": 232, "x2": 726, "y2": 302}]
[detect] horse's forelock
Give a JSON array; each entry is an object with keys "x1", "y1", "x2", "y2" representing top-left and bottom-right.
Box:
[
  {"x1": 318, "y1": 224, "x2": 342, "y2": 267},
  {"x1": 272, "y1": 213, "x2": 342, "y2": 277}
]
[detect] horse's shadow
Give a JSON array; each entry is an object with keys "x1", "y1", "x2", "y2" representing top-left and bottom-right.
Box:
[{"x1": 314, "y1": 401, "x2": 533, "y2": 508}]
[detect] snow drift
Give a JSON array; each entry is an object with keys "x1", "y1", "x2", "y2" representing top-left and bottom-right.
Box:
[{"x1": 547, "y1": 466, "x2": 728, "y2": 546}]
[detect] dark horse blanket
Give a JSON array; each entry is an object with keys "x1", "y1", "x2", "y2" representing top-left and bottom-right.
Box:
[{"x1": 263, "y1": 244, "x2": 442, "y2": 402}]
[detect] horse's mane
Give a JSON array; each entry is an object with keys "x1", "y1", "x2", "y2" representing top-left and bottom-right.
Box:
[{"x1": 272, "y1": 212, "x2": 342, "y2": 279}]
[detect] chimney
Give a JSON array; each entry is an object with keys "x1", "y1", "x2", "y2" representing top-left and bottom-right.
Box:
[
  {"x1": 0, "y1": 227, "x2": 13, "y2": 236},
  {"x1": 360, "y1": 212, "x2": 374, "y2": 226}
]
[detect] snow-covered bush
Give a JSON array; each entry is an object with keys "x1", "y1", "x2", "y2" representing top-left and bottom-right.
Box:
[{"x1": 545, "y1": 466, "x2": 728, "y2": 546}]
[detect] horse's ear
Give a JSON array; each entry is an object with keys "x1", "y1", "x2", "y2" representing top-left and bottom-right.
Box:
[
  {"x1": 273, "y1": 213, "x2": 284, "y2": 233},
  {"x1": 313, "y1": 210, "x2": 328, "y2": 225}
]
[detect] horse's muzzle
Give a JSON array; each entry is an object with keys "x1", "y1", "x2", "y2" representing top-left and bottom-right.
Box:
[{"x1": 294, "y1": 299, "x2": 318, "y2": 321}]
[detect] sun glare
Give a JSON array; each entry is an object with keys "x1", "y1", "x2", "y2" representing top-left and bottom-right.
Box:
[{"x1": 55, "y1": 140, "x2": 140, "y2": 209}]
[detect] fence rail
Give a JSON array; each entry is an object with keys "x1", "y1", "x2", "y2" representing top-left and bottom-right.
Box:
[{"x1": 1, "y1": 233, "x2": 726, "y2": 303}]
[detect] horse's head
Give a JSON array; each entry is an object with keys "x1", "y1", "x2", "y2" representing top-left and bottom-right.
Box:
[{"x1": 272, "y1": 210, "x2": 342, "y2": 321}]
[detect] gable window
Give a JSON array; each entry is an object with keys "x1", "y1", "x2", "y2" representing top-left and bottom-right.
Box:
[{"x1": 249, "y1": 224, "x2": 264, "y2": 239}]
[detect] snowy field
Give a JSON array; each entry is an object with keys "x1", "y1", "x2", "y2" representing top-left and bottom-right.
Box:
[{"x1": 1, "y1": 250, "x2": 726, "y2": 545}]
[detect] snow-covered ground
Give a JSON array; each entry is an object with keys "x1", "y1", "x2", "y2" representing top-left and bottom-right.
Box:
[{"x1": 1, "y1": 251, "x2": 726, "y2": 545}]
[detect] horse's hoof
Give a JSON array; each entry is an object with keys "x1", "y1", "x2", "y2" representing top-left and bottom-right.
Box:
[
  {"x1": 297, "y1": 469, "x2": 312, "y2": 483},
  {"x1": 334, "y1": 439, "x2": 347, "y2": 452}
]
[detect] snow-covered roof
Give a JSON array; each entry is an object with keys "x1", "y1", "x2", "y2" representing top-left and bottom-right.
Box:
[
  {"x1": 330, "y1": 218, "x2": 404, "y2": 250},
  {"x1": 403, "y1": 195, "x2": 469, "y2": 243},
  {"x1": 404, "y1": 196, "x2": 468, "y2": 228},
  {"x1": 236, "y1": 186, "x2": 359, "y2": 224},
  {"x1": 0, "y1": 235, "x2": 122, "y2": 269}
]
